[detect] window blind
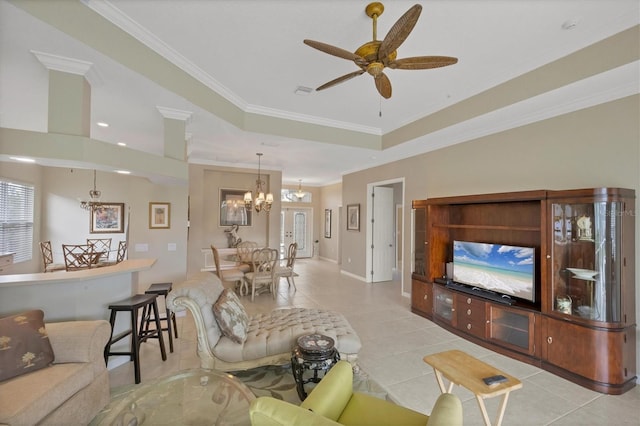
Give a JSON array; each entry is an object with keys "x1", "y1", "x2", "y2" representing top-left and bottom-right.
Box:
[{"x1": 0, "y1": 179, "x2": 34, "y2": 263}]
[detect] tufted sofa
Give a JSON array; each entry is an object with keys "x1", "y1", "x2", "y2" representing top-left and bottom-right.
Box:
[{"x1": 166, "y1": 272, "x2": 361, "y2": 371}]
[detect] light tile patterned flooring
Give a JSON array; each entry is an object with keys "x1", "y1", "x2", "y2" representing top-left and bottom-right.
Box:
[{"x1": 108, "y1": 258, "x2": 640, "y2": 425}]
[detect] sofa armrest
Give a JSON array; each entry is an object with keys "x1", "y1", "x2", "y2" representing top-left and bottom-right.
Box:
[
  {"x1": 426, "y1": 393, "x2": 463, "y2": 426},
  {"x1": 299, "y1": 361, "x2": 354, "y2": 422},
  {"x1": 250, "y1": 397, "x2": 341, "y2": 426},
  {"x1": 166, "y1": 273, "x2": 226, "y2": 369},
  {"x1": 46, "y1": 320, "x2": 111, "y2": 364}
]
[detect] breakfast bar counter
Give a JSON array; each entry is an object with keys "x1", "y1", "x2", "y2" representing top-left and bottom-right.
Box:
[{"x1": 0, "y1": 258, "x2": 157, "y2": 321}]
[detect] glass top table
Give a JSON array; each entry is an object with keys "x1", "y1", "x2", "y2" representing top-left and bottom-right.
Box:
[{"x1": 94, "y1": 369, "x2": 255, "y2": 425}]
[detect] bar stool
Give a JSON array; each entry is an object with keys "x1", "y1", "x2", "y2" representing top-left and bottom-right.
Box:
[
  {"x1": 104, "y1": 294, "x2": 167, "y2": 384},
  {"x1": 141, "y1": 282, "x2": 178, "y2": 352}
]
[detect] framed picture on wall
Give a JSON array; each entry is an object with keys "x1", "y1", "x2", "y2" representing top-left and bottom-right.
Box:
[
  {"x1": 149, "y1": 202, "x2": 171, "y2": 229},
  {"x1": 90, "y1": 203, "x2": 125, "y2": 233},
  {"x1": 347, "y1": 204, "x2": 360, "y2": 231},
  {"x1": 324, "y1": 209, "x2": 332, "y2": 238},
  {"x1": 220, "y1": 188, "x2": 252, "y2": 226}
]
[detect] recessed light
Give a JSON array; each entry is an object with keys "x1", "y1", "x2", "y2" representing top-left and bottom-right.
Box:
[
  {"x1": 116, "y1": 170, "x2": 131, "y2": 175},
  {"x1": 294, "y1": 86, "x2": 313, "y2": 96},
  {"x1": 97, "y1": 122, "x2": 109, "y2": 127},
  {"x1": 117, "y1": 142, "x2": 127, "y2": 147}
]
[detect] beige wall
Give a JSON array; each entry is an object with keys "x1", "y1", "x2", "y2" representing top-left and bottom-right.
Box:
[
  {"x1": 342, "y1": 95, "x2": 639, "y2": 280},
  {"x1": 187, "y1": 163, "x2": 282, "y2": 276},
  {"x1": 320, "y1": 182, "x2": 342, "y2": 262}
]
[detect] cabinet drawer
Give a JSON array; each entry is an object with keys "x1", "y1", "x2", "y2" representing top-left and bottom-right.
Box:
[
  {"x1": 456, "y1": 297, "x2": 487, "y2": 338},
  {"x1": 460, "y1": 318, "x2": 487, "y2": 338}
]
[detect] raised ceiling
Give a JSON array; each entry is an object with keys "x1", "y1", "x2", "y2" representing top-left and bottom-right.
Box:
[{"x1": 1, "y1": 0, "x2": 638, "y2": 185}]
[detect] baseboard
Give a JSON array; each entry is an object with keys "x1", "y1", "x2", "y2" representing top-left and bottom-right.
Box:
[{"x1": 340, "y1": 269, "x2": 366, "y2": 282}]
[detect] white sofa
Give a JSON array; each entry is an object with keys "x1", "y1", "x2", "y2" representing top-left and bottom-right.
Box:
[
  {"x1": 0, "y1": 320, "x2": 111, "y2": 425},
  {"x1": 167, "y1": 272, "x2": 361, "y2": 371}
]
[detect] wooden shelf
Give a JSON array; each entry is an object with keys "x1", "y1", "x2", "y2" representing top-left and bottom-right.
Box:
[
  {"x1": 433, "y1": 224, "x2": 540, "y2": 232},
  {"x1": 412, "y1": 188, "x2": 636, "y2": 395}
]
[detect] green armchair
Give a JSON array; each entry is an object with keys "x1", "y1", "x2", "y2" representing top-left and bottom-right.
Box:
[{"x1": 249, "y1": 361, "x2": 463, "y2": 426}]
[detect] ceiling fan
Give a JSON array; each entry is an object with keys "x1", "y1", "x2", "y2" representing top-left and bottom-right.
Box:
[{"x1": 304, "y1": 2, "x2": 458, "y2": 99}]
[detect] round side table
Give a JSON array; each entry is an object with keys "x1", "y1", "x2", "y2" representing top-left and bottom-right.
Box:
[{"x1": 291, "y1": 333, "x2": 341, "y2": 400}]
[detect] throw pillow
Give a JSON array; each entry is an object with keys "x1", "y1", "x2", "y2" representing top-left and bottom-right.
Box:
[
  {"x1": 0, "y1": 309, "x2": 55, "y2": 382},
  {"x1": 212, "y1": 289, "x2": 249, "y2": 344}
]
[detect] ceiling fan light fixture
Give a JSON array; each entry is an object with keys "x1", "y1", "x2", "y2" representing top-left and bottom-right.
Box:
[
  {"x1": 304, "y1": 2, "x2": 457, "y2": 99},
  {"x1": 366, "y1": 62, "x2": 384, "y2": 77}
]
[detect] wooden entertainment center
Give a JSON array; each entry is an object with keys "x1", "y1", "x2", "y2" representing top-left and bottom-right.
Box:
[{"x1": 412, "y1": 188, "x2": 636, "y2": 394}]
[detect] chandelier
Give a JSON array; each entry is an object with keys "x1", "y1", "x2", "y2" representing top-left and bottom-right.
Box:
[
  {"x1": 244, "y1": 153, "x2": 273, "y2": 213},
  {"x1": 80, "y1": 169, "x2": 103, "y2": 211},
  {"x1": 294, "y1": 180, "x2": 305, "y2": 200}
]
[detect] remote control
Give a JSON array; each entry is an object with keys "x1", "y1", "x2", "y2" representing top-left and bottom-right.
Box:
[{"x1": 482, "y1": 374, "x2": 508, "y2": 386}]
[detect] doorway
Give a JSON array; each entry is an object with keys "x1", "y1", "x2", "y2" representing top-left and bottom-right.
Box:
[
  {"x1": 366, "y1": 179, "x2": 405, "y2": 290},
  {"x1": 280, "y1": 207, "x2": 313, "y2": 258}
]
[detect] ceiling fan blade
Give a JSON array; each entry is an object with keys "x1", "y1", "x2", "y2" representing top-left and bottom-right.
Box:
[
  {"x1": 374, "y1": 72, "x2": 392, "y2": 99},
  {"x1": 388, "y1": 56, "x2": 458, "y2": 70},
  {"x1": 378, "y1": 4, "x2": 422, "y2": 60},
  {"x1": 304, "y1": 40, "x2": 367, "y2": 66},
  {"x1": 316, "y1": 70, "x2": 365, "y2": 91}
]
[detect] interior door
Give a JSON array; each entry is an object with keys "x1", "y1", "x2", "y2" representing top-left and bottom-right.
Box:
[
  {"x1": 371, "y1": 186, "x2": 394, "y2": 282},
  {"x1": 280, "y1": 208, "x2": 312, "y2": 258}
]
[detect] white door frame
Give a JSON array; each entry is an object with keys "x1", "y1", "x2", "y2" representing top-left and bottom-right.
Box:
[
  {"x1": 280, "y1": 207, "x2": 313, "y2": 258},
  {"x1": 365, "y1": 178, "x2": 405, "y2": 293}
]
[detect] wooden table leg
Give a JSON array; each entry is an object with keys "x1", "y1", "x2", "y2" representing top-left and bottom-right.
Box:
[
  {"x1": 433, "y1": 368, "x2": 456, "y2": 393},
  {"x1": 494, "y1": 392, "x2": 510, "y2": 426},
  {"x1": 475, "y1": 392, "x2": 511, "y2": 426}
]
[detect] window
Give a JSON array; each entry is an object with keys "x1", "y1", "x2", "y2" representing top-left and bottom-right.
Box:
[
  {"x1": 0, "y1": 179, "x2": 34, "y2": 263},
  {"x1": 281, "y1": 189, "x2": 311, "y2": 203}
]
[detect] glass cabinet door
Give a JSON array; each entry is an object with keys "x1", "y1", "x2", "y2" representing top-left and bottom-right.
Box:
[
  {"x1": 413, "y1": 207, "x2": 426, "y2": 277},
  {"x1": 551, "y1": 201, "x2": 623, "y2": 323}
]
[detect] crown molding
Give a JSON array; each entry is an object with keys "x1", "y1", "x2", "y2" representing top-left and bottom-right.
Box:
[
  {"x1": 157, "y1": 106, "x2": 193, "y2": 122},
  {"x1": 30, "y1": 50, "x2": 101, "y2": 86},
  {"x1": 82, "y1": 0, "x2": 246, "y2": 110},
  {"x1": 82, "y1": 0, "x2": 384, "y2": 137},
  {"x1": 245, "y1": 104, "x2": 382, "y2": 136}
]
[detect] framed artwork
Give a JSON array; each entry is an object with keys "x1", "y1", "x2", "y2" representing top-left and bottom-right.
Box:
[
  {"x1": 90, "y1": 203, "x2": 125, "y2": 233},
  {"x1": 149, "y1": 202, "x2": 171, "y2": 229},
  {"x1": 347, "y1": 204, "x2": 360, "y2": 231},
  {"x1": 324, "y1": 209, "x2": 332, "y2": 238},
  {"x1": 220, "y1": 188, "x2": 252, "y2": 227}
]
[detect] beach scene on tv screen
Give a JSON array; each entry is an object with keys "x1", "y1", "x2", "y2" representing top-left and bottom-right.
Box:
[{"x1": 453, "y1": 241, "x2": 534, "y2": 300}]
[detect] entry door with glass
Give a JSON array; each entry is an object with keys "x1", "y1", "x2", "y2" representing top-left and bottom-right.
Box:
[{"x1": 280, "y1": 208, "x2": 312, "y2": 258}]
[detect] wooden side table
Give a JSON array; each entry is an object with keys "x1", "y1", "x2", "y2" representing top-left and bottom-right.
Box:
[
  {"x1": 291, "y1": 334, "x2": 340, "y2": 400},
  {"x1": 423, "y1": 349, "x2": 522, "y2": 426}
]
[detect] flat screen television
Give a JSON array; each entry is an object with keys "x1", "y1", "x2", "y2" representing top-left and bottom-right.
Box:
[{"x1": 453, "y1": 240, "x2": 535, "y2": 303}]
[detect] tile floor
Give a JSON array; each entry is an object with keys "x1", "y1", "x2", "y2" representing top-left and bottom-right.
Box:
[{"x1": 107, "y1": 258, "x2": 640, "y2": 425}]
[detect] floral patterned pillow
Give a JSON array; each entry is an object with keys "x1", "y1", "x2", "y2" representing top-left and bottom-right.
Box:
[
  {"x1": 212, "y1": 289, "x2": 249, "y2": 344},
  {"x1": 0, "y1": 310, "x2": 55, "y2": 382}
]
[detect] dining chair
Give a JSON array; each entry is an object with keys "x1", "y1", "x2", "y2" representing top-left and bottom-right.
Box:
[
  {"x1": 39, "y1": 241, "x2": 65, "y2": 272},
  {"x1": 116, "y1": 240, "x2": 127, "y2": 263},
  {"x1": 99, "y1": 241, "x2": 128, "y2": 266},
  {"x1": 275, "y1": 242, "x2": 298, "y2": 292},
  {"x1": 62, "y1": 244, "x2": 97, "y2": 271},
  {"x1": 236, "y1": 241, "x2": 258, "y2": 272},
  {"x1": 243, "y1": 248, "x2": 278, "y2": 301},
  {"x1": 211, "y1": 245, "x2": 247, "y2": 295},
  {"x1": 86, "y1": 238, "x2": 112, "y2": 264}
]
